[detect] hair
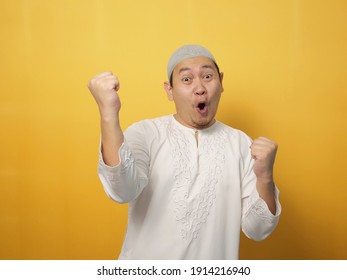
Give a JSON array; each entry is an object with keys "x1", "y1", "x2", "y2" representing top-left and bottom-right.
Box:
[{"x1": 169, "y1": 61, "x2": 221, "y2": 87}]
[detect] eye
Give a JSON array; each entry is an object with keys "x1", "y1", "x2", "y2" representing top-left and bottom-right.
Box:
[
  {"x1": 182, "y1": 76, "x2": 191, "y2": 83},
  {"x1": 204, "y1": 74, "x2": 213, "y2": 80}
]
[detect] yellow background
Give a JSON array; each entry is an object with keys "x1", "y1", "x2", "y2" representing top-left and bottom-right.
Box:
[{"x1": 1, "y1": 0, "x2": 346, "y2": 259}]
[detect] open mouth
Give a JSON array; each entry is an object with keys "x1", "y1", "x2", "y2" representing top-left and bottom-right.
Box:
[
  {"x1": 198, "y1": 102, "x2": 206, "y2": 110},
  {"x1": 197, "y1": 102, "x2": 207, "y2": 113}
]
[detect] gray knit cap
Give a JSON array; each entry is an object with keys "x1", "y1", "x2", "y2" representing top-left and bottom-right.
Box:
[{"x1": 167, "y1": 44, "x2": 216, "y2": 80}]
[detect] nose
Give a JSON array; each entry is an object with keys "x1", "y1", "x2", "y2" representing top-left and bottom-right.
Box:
[{"x1": 194, "y1": 79, "x2": 206, "y2": 96}]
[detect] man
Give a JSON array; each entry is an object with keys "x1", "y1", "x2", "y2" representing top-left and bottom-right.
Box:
[{"x1": 88, "y1": 45, "x2": 281, "y2": 259}]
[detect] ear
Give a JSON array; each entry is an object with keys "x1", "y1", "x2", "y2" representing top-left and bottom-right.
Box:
[
  {"x1": 164, "y1": 81, "x2": 174, "y2": 101},
  {"x1": 219, "y1": 72, "x2": 224, "y2": 93}
]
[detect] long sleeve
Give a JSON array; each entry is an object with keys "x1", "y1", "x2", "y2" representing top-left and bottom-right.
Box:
[
  {"x1": 242, "y1": 185, "x2": 281, "y2": 241},
  {"x1": 98, "y1": 123, "x2": 150, "y2": 204},
  {"x1": 240, "y1": 135, "x2": 282, "y2": 241}
]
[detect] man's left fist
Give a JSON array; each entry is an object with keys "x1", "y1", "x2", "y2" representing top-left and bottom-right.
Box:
[{"x1": 250, "y1": 137, "x2": 278, "y2": 182}]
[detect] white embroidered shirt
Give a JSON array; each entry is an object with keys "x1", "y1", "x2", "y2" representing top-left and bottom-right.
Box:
[{"x1": 98, "y1": 115, "x2": 281, "y2": 259}]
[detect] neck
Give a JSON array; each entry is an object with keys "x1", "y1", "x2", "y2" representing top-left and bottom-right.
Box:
[{"x1": 173, "y1": 114, "x2": 216, "y2": 130}]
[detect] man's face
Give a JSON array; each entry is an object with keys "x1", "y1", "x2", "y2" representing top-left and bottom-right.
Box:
[{"x1": 164, "y1": 56, "x2": 224, "y2": 129}]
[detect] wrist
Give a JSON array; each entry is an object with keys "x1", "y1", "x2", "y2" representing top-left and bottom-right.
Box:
[
  {"x1": 255, "y1": 169, "x2": 274, "y2": 185},
  {"x1": 99, "y1": 108, "x2": 120, "y2": 123},
  {"x1": 256, "y1": 176, "x2": 274, "y2": 186},
  {"x1": 256, "y1": 176, "x2": 275, "y2": 196}
]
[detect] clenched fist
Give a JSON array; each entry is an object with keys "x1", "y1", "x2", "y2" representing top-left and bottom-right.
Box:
[
  {"x1": 87, "y1": 72, "x2": 121, "y2": 119},
  {"x1": 250, "y1": 137, "x2": 278, "y2": 183}
]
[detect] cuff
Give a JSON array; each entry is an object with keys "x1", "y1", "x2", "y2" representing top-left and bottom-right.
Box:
[
  {"x1": 248, "y1": 185, "x2": 282, "y2": 220},
  {"x1": 99, "y1": 141, "x2": 134, "y2": 172}
]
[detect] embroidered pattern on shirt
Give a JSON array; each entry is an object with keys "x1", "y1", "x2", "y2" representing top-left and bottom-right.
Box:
[
  {"x1": 249, "y1": 198, "x2": 276, "y2": 224},
  {"x1": 163, "y1": 118, "x2": 227, "y2": 243},
  {"x1": 119, "y1": 144, "x2": 135, "y2": 174}
]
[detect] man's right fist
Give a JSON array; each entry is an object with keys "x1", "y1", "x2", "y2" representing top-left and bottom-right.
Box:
[{"x1": 87, "y1": 72, "x2": 121, "y2": 115}]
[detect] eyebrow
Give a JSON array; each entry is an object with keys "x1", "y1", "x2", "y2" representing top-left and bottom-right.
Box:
[
  {"x1": 178, "y1": 64, "x2": 216, "y2": 75},
  {"x1": 178, "y1": 67, "x2": 191, "y2": 74},
  {"x1": 201, "y1": 64, "x2": 215, "y2": 70}
]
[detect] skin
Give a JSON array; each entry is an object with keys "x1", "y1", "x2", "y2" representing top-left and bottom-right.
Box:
[
  {"x1": 87, "y1": 71, "x2": 123, "y2": 167},
  {"x1": 88, "y1": 56, "x2": 278, "y2": 215},
  {"x1": 164, "y1": 56, "x2": 224, "y2": 130}
]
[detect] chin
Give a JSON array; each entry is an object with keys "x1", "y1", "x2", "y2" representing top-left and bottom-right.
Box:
[{"x1": 194, "y1": 117, "x2": 215, "y2": 129}]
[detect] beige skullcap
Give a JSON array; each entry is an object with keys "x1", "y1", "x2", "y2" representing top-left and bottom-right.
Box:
[{"x1": 167, "y1": 44, "x2": 216, "y2": 80}]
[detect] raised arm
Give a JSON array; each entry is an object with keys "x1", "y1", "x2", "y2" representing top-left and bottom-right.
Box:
[
  {"x1": 250, "y1": 137, "x2": 278, "y2": 215},
  {"x1": 241, "y1": 136, "x2": 281, "y2": 241},
  {"x1": 88, "y1": 72, "x2": 124, "y2": 166}
]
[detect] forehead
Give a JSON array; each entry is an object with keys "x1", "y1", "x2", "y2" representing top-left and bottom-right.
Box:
[{"x1": 174, "y1": 56, "x2": 217, "y2": 75}]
